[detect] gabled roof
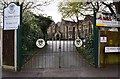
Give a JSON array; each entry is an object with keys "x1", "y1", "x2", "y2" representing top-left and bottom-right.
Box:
[
  {"x1": 84, "y1": 15, "x2": 93, "y2": 22},
  {"x1": 78, "y1": 20, "x2": 84, "y2": 23},
  {"x1": 61, "y1": 19, "x2": 76, "y2": 26}
]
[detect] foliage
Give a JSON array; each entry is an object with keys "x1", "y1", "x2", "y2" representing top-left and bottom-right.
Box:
[
  {"x1": 77, "y1": 46, "x2": 94, "y2": 65},
  {"x1": 58, "y1": 1, "x2": 93, "y2": 38},
  {"x1": 58, "y1": 1, "x2": 115, "y2": 20},
  {"x1": 0, "y1": 0, "x2": 54, "y2": 67},
  {"x1": 22, "y1": 11, "x2": 43, "y2": 52},
  {"x1": 22, "y1": 11, "x2": 53, "y2": 52},
  {"x1": 34, "y1": 14, "x2": 53, "y2": 42},
  {"x1": 59, "y1": 2, "x2": 81, "y2": 38},
  {"x1": 59, "y1": 2, "x2": 92, "y2": 19},
  {"x1": 77, "y1": 35, "x2": 94, "y2": 66},
  {"x1": 35, "y1": 15, "x2": 53, "y2": 35},
  {"x1": 21, "y1": 11, "x2": 53, "y2": 65}
]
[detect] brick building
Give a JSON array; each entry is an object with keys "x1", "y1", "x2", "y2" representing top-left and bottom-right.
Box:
[{"x1": 47, "y1": 15, "x2": 93, "y2": 40}]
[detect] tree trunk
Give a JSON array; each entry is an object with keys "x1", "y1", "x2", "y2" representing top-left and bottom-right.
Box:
[
  {"x1": 113, "y1": 1, "x2": 120, "y2": 44},
  {"x1": 113, "y1": 1, "x2": 120, "y2": 14},
  {"x1": 113, "y1": 1, "x2": 120, "y2": 31},
  {"x1": 76, "y1": 16, "x2": 80, "y2": 38}
]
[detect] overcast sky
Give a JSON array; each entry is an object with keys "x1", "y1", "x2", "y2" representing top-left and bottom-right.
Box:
[
  {"x1": 0, "y1": 0, "x2": 115, "y2": 24},
  {"x1": 39, "y1": 0, "x2": 62, "y2": 23},
  {"x1": 0, "y1": 0, "x2": 62, "y2": 23}
]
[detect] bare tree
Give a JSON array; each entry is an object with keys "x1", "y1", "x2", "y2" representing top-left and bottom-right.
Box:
[
  {"x1": 0, "y1": 0, "x2": 51, "y2": 13},
  {"x1": 113, "y1": 1, "x2": 120, "y2": 20}
]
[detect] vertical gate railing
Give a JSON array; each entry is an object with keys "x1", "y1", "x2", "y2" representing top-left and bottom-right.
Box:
[
  {"x1": 20, "y1": 18, "x2": 97, "y2": 70},
  {"x1": 20, "y1": 14, "x2": 43, "y2": 69},
  {"x1": 76, "y1": 35, "x2": 95, "y2": 66},
  {"x1": 76, "y1": 8, "x2": 99, "y2": 67}
]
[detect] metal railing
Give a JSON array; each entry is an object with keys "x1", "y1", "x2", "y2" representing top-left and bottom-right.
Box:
[{"x1": 76, "y1": 35, "x2": 95, "y2": 66}]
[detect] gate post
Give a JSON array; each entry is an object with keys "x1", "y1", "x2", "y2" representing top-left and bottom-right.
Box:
[
  {"x1": 93, "y1": 9, "x2": 99, "y2": 67},
  {"x1": 17, "y1": 2, "x2": 22, "y2": 71}
]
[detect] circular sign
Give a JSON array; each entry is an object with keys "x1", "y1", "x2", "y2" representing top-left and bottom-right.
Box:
[
  {"x1": 36, "y1": 39, "x2": 45, "y2": 48},
  {"x1": 75, "y1": 38, "x2": 83, "y2": 47}
]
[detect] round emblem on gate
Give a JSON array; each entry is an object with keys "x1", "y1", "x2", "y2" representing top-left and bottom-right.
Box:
[
  {"x1": 75, "y1": 38, "x2": 83, "y2": 47},
  {"x1": 36, "y1": 39, "x2": 45, "y2": 48}
]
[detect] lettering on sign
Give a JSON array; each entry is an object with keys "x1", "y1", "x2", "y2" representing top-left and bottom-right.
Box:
[{"x1": 105, "y1": 47, "x2": 120, "y2": 53}]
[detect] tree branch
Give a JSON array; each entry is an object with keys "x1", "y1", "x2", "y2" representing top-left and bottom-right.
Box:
[
  {"x1": 101, "y1": 2, "x2": 115, "y2": 15},
  {"x1": 96, "y1": 2, "x2": 99, "y2": 12}
]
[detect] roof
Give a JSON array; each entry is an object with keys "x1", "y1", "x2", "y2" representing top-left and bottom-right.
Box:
[
  {"x1": 84, "y1": 15, "x2": 93, "y2": 22},
  {"x1": 61, "y1": 19, "x2": 76, "y2": 26}
]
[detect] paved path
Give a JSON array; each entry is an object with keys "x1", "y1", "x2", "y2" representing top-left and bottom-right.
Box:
[
  {"x1": 2, "y1": 41, "x2": 119, "y2": 77},
  {"x1": 3, "y1": 65, "x2": 119, "y2": 77},
  {"x1": 21, "y1": 41, "x2": 87, "y2": 69}
]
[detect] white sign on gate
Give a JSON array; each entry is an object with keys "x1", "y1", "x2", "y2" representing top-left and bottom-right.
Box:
[
  {"x1": 36, "y1": 39, "x2": 45, "y2": 48},
  {"x1": 75, "y1": 38, "x2": 83, "y2": 47},
  {"x1": 105, "y1": 47, "x2": 120, "y2": 53},
  {"x1": 100, "y1": 37, "x2": 107, "y2": 43},
  {"x1": 4, "y1": 3, "x2": 20, "y2": 30},
  {"x1": 96, "y1": 12, "x2": 119, "y2": 27}
]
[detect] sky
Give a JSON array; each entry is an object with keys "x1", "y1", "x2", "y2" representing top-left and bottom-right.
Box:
[
  {"x1": 36, "y1": 0, "x2": 62, "y2": 23},
  {"x1": 0, "y1": 0, "x2": 115, "y2": 24},
  {"x1": 38, "y1": 0, "x2": 114, "y2": 23},
  {"x1": 0, "y1": 0, "x2": 62, "y2": 23},
  {"x1": 38, "y1": 0, "x2": 85, "y2": 23}
]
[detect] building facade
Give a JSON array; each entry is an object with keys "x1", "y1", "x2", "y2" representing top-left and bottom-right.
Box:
[{"x1": 47, "y1": 15, "x2": 93, "y2": 40}]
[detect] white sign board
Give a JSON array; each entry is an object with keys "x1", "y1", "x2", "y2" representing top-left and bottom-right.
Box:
[
  {"x1": 100, "y1": 37, "x2": 107, "y2": 43},
  {"x1": 36, "y1": 39, "x2": 45, "y2": 48},
  {"x1": 4, "y1": 3, "x2": 20, "y2": 30},
  {"x1": 96, "y1": 20, "x2": 119, "y2": 27},
  {"x1": 105, "y1": 47, "x2": 120, "y2": 53},
  {"x1": 96, "y1": 12, "x2": 119, "y2": 27},
  {"x1": 75, "y1": 38, "x2": 83, "y2": 47}
]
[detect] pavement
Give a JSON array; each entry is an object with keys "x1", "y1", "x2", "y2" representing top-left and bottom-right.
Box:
[
  {"x1": 21, "y1": 41, "x2": 85, "y2": 69},
  {"x1": 2, "y1": 64, "x2": 119, "y2": 78}
]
